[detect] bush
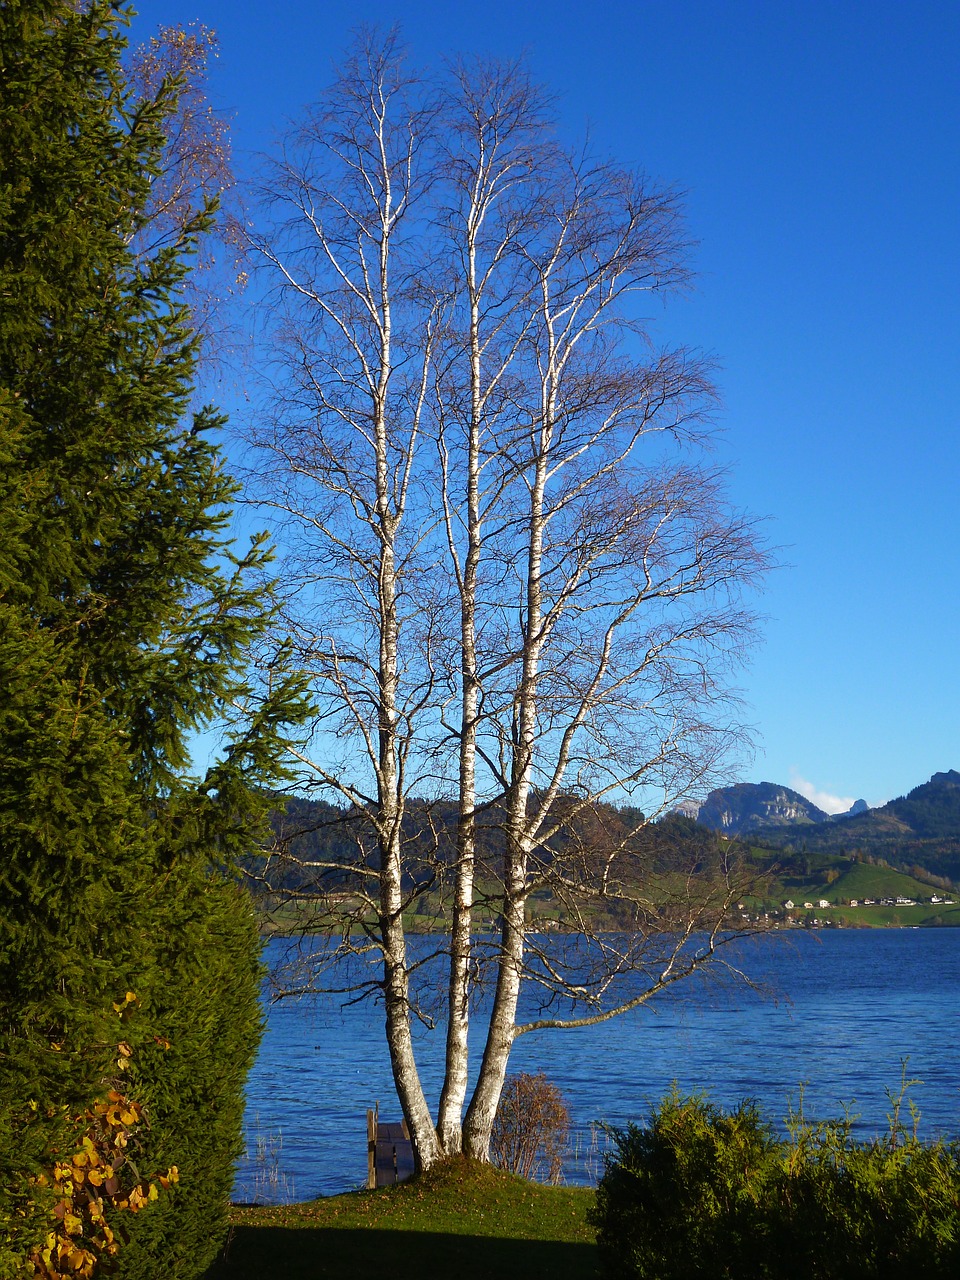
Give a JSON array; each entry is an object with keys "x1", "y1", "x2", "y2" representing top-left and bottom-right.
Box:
[
  {"x1": 113, "y1": 873, "x2": 262, "y2": 1280},
  {"x1": 592, "y1": 1086, "x2": 777, "y2": 1279},
  {"x1": 766, "y1": 1092, "x2": 960, "y2": 1280},
  {"x1": 491, "y1": 1073, "x2": 570, "y2": 1183},
  {"x1": 592, "y1": 1084, "x2": 960, "y2": 1280}
]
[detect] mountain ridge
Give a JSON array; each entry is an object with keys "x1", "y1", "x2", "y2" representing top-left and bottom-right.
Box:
[
  {"x1": 697, "y1": 770, "x2": 960, "y2": 885},
  {"x1": 695, "y1": 781, "x2": 869, "y2": 836}
]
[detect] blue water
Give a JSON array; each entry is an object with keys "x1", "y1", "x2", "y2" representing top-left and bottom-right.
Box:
[{"x1": 235, "y1": 929, "x2": 960, "y2": 1202}]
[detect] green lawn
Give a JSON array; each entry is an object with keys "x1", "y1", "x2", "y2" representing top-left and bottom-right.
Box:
[{"x1": 205, "y1": 1160, "x2": 600, "y2": 1280}]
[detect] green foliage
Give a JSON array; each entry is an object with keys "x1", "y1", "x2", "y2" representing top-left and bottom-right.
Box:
[
  {"x1": 592, "y1": 1088, "x2": 778, "y2": 1279},
  {"x1": 0, "y1": 612, "x2": 153, "y2": 1273},
  {"x1": 114, "y1": 875, "x2": 264, "y2": 1279},
  {"x1": 592, "y1": 1083, "x2": 960, "y2": 1279},
  {"x1": 0, "y1": 3, "x2": 306, "y2": 1275}
]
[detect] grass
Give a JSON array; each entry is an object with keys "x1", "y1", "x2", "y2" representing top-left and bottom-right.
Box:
[
  {"x1": 205, "y1": 1159, "x2": 600, "y2": 1280},
  {"x1": 793, "y1": 902, "x2": 960, "y2": 928},
  {"x1": 753, "y1": 859, "x2": 960, "y2": 926}
]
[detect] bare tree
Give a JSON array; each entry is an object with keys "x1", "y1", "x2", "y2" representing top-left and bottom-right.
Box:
[
  {"x1": 243, "y1": 33, "x2": 769, "y2": 1171},
  {"x1": 126, "y1": 22, "x2": 241, "y2": 367}
]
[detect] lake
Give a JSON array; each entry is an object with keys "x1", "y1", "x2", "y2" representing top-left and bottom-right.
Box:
[{"x1": 234, "y1": 928, "x2": 960, "y2": 1202}]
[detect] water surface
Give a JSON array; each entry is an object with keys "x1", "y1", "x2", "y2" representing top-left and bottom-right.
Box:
[{"x1": 236, "y1": 929, "x2": 960, "y2": 1201}]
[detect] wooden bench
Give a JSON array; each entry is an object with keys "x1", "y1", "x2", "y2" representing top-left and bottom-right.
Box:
[{"x1": 367, "y1": 1108, "x2": 415, "y2": 1188}]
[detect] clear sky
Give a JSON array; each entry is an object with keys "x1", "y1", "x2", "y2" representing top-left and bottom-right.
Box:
[{"x1": 154, "y1": 0, "x2": 959, "y2": 811}]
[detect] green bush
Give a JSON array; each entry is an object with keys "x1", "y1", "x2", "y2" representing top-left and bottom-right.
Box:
[
  {"x1": 114, "y1": 874, "x2": 263, "y2": 1280},
  {"x1": 767, "y1": 1096, "x2": 960, "y2": 1280},
  {"x1": 592, "y1": 1085, "x2": 960, "y2": 1280},
  {"x1": 592, "y1": 1086, "x2": 778, "y2": 1279}
]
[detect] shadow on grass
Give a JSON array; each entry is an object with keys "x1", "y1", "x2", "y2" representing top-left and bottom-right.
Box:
[{"x1": 205, "y1": 1225, "x2": 601, "y2": 1280}]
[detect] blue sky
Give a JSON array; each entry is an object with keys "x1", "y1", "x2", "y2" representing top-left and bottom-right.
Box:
[{"x1": 155, "y1": 0, "x2": 959, "y2": 810}]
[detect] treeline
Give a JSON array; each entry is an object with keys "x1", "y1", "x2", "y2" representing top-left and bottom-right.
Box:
[
  {"x1": 751, "y1": 830, "x2": 960, "y2": 889},
  {"x1": 256, "y1": 796, "x2": 737, "y2": 895}
]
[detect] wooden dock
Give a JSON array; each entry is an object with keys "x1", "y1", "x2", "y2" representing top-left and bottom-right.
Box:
[{"x1": 367, "y1": 1108, "x2": 415, "y2": 1188}]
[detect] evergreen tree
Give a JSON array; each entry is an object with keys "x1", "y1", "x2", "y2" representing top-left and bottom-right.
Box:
[{"x1": 0, "y1": 4, "x2": 304, "y2": 1273}]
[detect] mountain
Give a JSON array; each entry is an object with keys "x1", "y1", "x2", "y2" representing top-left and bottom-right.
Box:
[
  {"x1": 744, "y1": 770, "x2": 960, "y2": 886},
  {"x1": 696, "y1": 782, "x2": 831, "y2": 835},
  {"x1": 882, "y1": 770, "x2": 960, "y2": 838},
  {"x1": 841, "y1": 798, "x2": 869, "y2": 817},
  {"x1": 696, "y1": 784, "x2": 872, "y2": 836}
]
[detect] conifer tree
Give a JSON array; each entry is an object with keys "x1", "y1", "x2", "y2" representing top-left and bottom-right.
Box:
[{"x1": 0, "y1": 4, "x2": 304, "y2": 1273}]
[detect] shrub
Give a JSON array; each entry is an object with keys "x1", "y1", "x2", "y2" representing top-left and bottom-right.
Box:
[
  {"x1": 592, "y1": 1084, "x2": 960, "y2": 1280},
  {"x1": 766, "y1": 1088, "x2": 960, "y2": 1279},
  {"x1": 491, "y1": 1073, "x2": 570, "y2": 1183},
  {"x1": 592, "y1": 1086, "x2": 777, "y2": 1279},
  {"x1": 113, "y1": 873, "x2": 263, "y2": 1280}
]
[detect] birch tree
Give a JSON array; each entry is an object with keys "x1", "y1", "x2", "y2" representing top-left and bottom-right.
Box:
[
  {"x1": 127, "y1": 21, "x2": 244, "y2": 371},
  {"x1": 244, "y1": 33, "x2": 769, "y2": 1170}
]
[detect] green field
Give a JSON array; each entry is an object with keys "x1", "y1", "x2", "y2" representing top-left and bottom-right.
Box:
[
  {"x1": 789, "y1": 902, "x2": 960, "y2": 928},
  {"x1": 205, "y1": 1161, "x2": 599, "y2": 1280},
  {"x1": 751, "y1": 855, "x2": 959, "y2": 927}
]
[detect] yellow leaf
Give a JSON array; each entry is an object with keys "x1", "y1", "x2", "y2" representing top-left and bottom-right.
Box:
[{"x1": 148, "y1": 1183, "x2": 159, "y2": 1201}]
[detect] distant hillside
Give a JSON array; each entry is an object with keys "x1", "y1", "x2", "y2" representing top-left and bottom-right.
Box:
[
  {"x1": 747, "y1": 770, "x2": 960, "y2": 886},
  {"x1": 697, "y1": 782, "x2": 831, "y2": 835},
  {"x1": 884, "y1": 770, "x2": 960, "y2": 838}
]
